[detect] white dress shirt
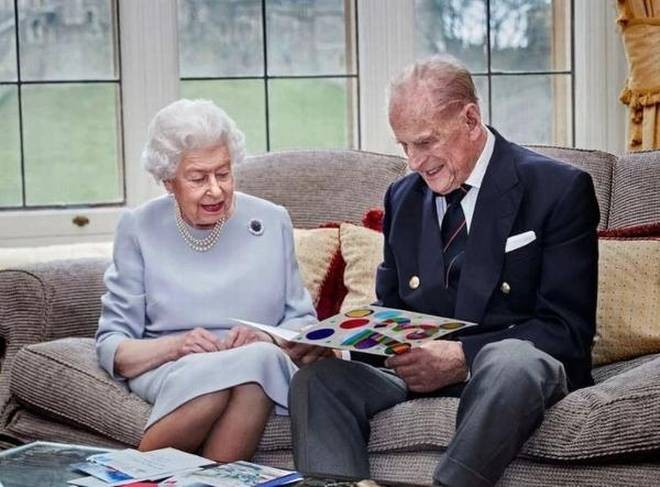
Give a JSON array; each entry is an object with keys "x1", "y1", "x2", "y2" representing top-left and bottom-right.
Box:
[{"x1": 435, "y1": 126, "x2": 495, "y2": 233}]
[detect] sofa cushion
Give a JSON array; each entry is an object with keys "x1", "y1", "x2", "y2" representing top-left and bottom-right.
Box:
[
  {"x1": 0, "y1": 259, "x2": 110, "y2": 429},
  {"x1": 11, "y1": 338, "x2": 660, "y2": 461},
  {"x1": 244, "y1": 354, "x2": 660, "y2": 461},
  {"x1": 527, "y1": 145, "x2": 615, "y2": 230},
  {"x1": 338, "y1": 223, "x2": 383, "y2": 312},
  {"x1": 235, "y1": 150, "x2": 407, "y2": 229},
  {"x1": 9, "y1": 338, "x2": 149, "y2": 446},
  {"x1": 609, "y1": 149, "x2": 660, "y2": 228},
  {"x1": 522, "y1": 354, "x2": 660, "y2": 460},
  {"x1": 592, "y1": 226, "x2": 660, "y2": 365},
  {"x1": 292, "y1": 228, "x2": 340, "y2": 309}
]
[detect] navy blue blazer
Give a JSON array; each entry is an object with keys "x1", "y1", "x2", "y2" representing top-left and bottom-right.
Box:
[{"x1": 375, "y1": 129, "x2": 600, "y2": 391}]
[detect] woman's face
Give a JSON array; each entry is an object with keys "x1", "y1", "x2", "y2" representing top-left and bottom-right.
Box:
[{"x1": 164, "y1": 145, "x2": 235, "y2": 228}]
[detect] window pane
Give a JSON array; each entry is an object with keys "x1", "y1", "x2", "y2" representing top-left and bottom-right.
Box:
[
  {"x1": 181, "y1": 80, "x2": 267, "y2": 155},
  {"x1": 22, "y1": 83, "x2": 122, "y2": 206},
  {"x1": 267, "y1": 0, "x2": 356, "y2": 76},
  {"x1": 415, "y1": 0, "x2": 487, "y2": 73},
  {"x1": 178, "y1": 0, "x2": 264, "y2": 77},
  {"x1": 491, "y1": 74, "x2": 572, "y2": 145},
  {"x1": 0, "y1": 1, "x2": 17, "y2": 81},
  {"x1": 0, "y1": 86, "x2": 21, "y2": 206},
  {"x1": 268, "y1": 78, "x2": 356, "y2": 150},
  {"x1": 490, "y1": 0, "x2": 571, "y2": 72},
  {"x1": 471, "y1": 74, "x2": 489, "y2": 124},
  {"x1": 18, "y1": 0, "x2": 117, "y2": 81}
]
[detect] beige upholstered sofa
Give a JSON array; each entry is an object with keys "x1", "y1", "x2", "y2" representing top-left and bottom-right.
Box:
[{"x1": 1, "y1": 148, "x2": 659, "y2": 486}]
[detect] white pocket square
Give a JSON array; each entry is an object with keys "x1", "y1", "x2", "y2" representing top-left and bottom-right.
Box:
[{"x1": 505, "y1": 231, "x2": 537, "y2": 253}]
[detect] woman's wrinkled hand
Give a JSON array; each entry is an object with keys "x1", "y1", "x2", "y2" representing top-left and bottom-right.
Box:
[
  {"x1": 172, "y1": 327, "x2": 224, "y2": 359},
  {"x1": 221, "y1": 325, "x2": 274, "y2": 350}
]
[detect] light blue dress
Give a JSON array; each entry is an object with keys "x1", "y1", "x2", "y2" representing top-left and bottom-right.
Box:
[{"x1": 95, "y1": 192, "x2": 317, "y2": 428}]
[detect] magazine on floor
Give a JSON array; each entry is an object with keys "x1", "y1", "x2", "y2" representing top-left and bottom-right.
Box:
[
  {"x1": 67, "y1": 448, "x2": 301, "y2": 487},
  {"x1": 68, "y1": 447, "x2": 212, "y2": 486}
]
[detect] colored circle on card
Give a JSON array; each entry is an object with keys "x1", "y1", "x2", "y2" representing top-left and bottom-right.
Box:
[
  {"x1": 339, "y1": 318, "x2": 370, "y2": 329},
  {"x1": 406, "y1": 328, "x2": 438, "y2": 340},
  {"x1": 383, "y1": 317, "x2": 410, "y2": 325},
  {"x1": 373, "y1": 310, "x2": 401, "y2": 320},
  {"x1": 354, "y1": 338, "x2": 379, "y2": 349},
  {"x1": 306, "y1": 328, "x2": 335, "y2": 340},
  {"x1": 385, "y1": 343, "x2": 411, "y2": 355},
  {"x1": 440, "y1": 322, "x2": 464, "y2": 330},
  {"x1": 345, "y1": 308, "x2": 373, "y2": 318}
]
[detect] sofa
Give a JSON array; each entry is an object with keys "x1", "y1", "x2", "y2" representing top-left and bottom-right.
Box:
[{"x1": 0, "y1": 147, "x2": 659, "y2": 486}]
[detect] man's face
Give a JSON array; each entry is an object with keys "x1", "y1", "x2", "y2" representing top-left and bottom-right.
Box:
[{"x1": 389, "y1": 89, "x2": 482, "y2": 195}]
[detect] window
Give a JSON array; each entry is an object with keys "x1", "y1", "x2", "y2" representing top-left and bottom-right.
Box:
[
  {"x1": 415, "y1": 0, "x2": 573, "y2": 146},
  {"x1": 177, "y1": 0, "x2": 359, "y2": 154},
  {"x1": 0, "y1": 0, "x2": 123, "y2": 211},
  {"x1": 0, "y1": 0, "x2": 623, "y2": 245}
]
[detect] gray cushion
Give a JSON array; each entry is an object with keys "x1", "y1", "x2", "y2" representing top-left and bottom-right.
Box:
[
  {"x1": 10, "y1": 338, "x2": 149, "y2": 446},
  {"x1": 252, "y1": 450, "x2": 660, "y2": 487},
  {"x1": 592, "y1": 353, "x2": 660, "y2": 383},
  {"x1": 609, "y1": 149, "x2": 660, "y2": 228},
  {"x1": 12, "y1": 339, "x2": 660, "y2": 462},
  {"x1": 236, "y1": 150, "x2": 407, "y2": 229},
  {"x1": 527, "y1": 145, "x2": 615, "y2": 230},
  {"x1": 0, "y1": 259, "x2": 109, "y2": 430},
  {"x1": 5, "y1": 405, "x2": 126, "y2": 448}
]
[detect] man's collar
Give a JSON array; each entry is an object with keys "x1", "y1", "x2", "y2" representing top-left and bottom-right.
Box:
[{"x1": 464, "y1": 126, "x2": 495, "y2": 189}]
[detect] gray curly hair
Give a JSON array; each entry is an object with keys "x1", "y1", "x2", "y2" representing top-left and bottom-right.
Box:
[{"x1": 141, "y1": 99, "x2": 246, "y2": 182}]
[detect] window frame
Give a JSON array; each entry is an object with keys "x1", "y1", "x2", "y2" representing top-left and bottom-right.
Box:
[
  {"x1": 179, "y1": 0, "x2": 360, "y2": 152},
  {"x1": 0, "y1": 0, "x2": 625, "y2": 246},
  {"x1": 1, "y1": 0, "x2": 176, "y2": 246}
]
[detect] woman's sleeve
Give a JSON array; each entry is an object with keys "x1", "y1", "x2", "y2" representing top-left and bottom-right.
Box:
[
  {"x1": 277, "y1": 207, "x2": 318, "y2": 331},
  {"x1": 95, "y1": 210, "x2": 146, "y2": 379}
]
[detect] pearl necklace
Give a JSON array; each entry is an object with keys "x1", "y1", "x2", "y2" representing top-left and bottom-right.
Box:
[{"x1": 174, "y1": 201, "x2": 225, "y2": 252}]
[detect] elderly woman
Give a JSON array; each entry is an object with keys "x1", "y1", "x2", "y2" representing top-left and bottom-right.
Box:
[{"x1": 96, "y1": 99, "x2": 320, "y2": 462}]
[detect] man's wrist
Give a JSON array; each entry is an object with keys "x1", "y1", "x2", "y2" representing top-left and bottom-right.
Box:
[{"x1": 456, "y1": 341, "x2": 470, "y2": 382}]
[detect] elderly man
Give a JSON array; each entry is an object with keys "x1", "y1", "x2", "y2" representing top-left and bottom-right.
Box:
[{"x1": 289, "y1": 57, "x2": 600, "y2": 487}]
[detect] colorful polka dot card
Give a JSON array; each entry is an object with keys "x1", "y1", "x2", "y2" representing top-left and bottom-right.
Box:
[{"x1": 236, "y1": 306, "x2": 476, "y2": 356}]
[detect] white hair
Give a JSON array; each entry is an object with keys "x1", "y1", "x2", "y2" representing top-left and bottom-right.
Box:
[
  {"x1": 141, "y1": 99, "x2": 246, "y2": 182},
  {"x1": 388, "y1": 55, "x2": 479, "y2": 119}
]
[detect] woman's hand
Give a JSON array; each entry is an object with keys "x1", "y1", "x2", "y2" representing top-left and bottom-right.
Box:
[
  {"x1": 172, "y1": 327, "x2": 224, "y2": 359},
  {"x1": 221, "y1": 325, "x2": 275, "y2": 350}
]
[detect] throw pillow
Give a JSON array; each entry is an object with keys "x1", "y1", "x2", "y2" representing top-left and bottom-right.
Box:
[
  {"x1": 338, "y1": 223, "x2": 383, "y2": 312},
  {"x1": 592, "y1": 223, "x2": 660, "y2": 365},
  {"x1": 293, "y1": 227, "x2": 344, "y2": 318}
]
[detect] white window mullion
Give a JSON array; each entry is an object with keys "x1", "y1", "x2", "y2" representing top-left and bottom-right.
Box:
[
  {"x1": 120, "y1": 0, "x2": 179, "y2": 207},
  {"x1": 358, "y1": 0, "x2": 415, "y2": 156},
  {"x1": 0, "y1": 0, "x2": 180, "y2": 247}
]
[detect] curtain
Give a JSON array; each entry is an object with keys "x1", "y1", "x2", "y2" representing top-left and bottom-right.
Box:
[{"x1": 617, "y1": 0, "x2": 660, "y2": 151}]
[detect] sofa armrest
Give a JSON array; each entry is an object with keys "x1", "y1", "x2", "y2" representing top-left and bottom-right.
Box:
[
  {"x1": 523, "y1": 353, "x2": 660, "y2": 461},
  {"x1": 0, "y1": 258, "x2": 109, "y2": 422}
]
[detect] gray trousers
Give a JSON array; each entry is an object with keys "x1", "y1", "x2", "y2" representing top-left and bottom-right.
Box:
[{"x1": 289, "y1": 339, "x2": 568, "y2": 487}]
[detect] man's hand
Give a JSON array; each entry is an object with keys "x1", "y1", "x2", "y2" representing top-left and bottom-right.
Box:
[
  {"x1": 385, "y1": 340, "x2": 468, "y2": 393},
  {"x1": 280, "y1": 342, "x2": 336, "y2": 366},
  {"x1": 172, "y1": 327, "x2": 224, "y2": 359}
]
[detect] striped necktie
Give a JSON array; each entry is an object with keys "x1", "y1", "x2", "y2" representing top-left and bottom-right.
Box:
[{"x1": 441, "y1": 184, "x2": 471, "y2": 296}]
